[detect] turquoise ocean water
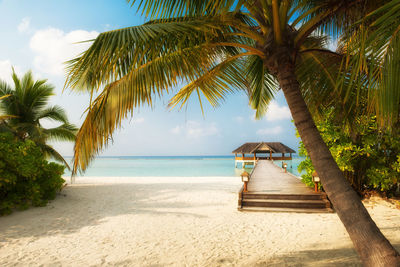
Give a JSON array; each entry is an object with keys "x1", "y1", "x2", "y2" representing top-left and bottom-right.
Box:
[{"x1": 64, "y1": 156, "x2": 306, "y2": 177}]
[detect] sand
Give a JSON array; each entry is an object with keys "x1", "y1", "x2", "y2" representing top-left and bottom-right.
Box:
[{"x1": 0, "y1": 176, "x2": 399, "y2": 266}]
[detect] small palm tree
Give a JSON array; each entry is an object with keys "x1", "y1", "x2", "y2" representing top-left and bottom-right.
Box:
[
  {"x1": 65, "y1": 1, "x2": 399, "y2": 265},
  {"x1": 0, "y1": 70, "x2": 77, "y2": 169}
]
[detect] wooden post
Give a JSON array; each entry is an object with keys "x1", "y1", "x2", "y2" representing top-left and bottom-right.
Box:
[
  {"x1": 243, "y1": 181, "x2": 248, "y2": 192},
  {"x1": 234, "y1": 153, "x2": 237, "y2": 168},
  {"x1": 282, "y1": 153, "x2": 284, "y2": 159},
  {"x1": 269, "y1": 150, "x2": 272, "y2": 160},
  {"x1": 314, "y1": 182, "x2": 319, "y2": 192}
]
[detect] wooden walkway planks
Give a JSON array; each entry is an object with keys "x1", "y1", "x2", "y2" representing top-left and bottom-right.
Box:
[
  {"x1": 247, "y1": 160, "x2": 316, "y2": 194},
  {"x1": 239, "y1": 160, "x2": 333, "y2": 212}
]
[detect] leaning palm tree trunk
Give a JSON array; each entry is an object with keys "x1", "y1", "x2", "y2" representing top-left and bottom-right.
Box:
[{"x1": 275, "y1": 59, "x2": 400, "y2": 266}]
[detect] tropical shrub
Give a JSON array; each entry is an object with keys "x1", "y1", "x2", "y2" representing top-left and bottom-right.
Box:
[
  {"x1": 0, "y1": 133, "x2": 65, "y2": 215},
  {"x1": 0, "y1": 70, "x2": 77, "y2": 169},
  {"x1": 298, "y1": 110, "x2": 400, "y2": 196}
]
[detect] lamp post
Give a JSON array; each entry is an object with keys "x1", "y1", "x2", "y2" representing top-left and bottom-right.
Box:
[
  {"x1": 312, "y1": 171, "x2": 320, "y2": 192},
  {"x1": 241, "y1": 171, "x2": 250, "y2": 192},
  {"x1": 283, "y1": 162, "x2": 288, "y2": 173}
]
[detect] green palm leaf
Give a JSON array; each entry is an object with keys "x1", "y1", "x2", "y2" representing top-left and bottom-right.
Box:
[
  {"x1": 43, "y1": 124, "x2": 78, "y2": 142},
  {"x1": 246, "y1": 55, "x2": 277, "y2": 119},
  {"x1": 37, "y1": 106, "x2": 69, "y2": 123},
  {"x1": 38, "y1": 143, "x2": 71, "y2": 170},
  {"x1": 65, "y1": 13, "x2": 259, "y2": 94}
]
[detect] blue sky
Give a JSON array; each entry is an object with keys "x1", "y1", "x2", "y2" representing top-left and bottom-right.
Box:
[{"x1": 0, "y1": 0, "x2": 300, "y2": 156}]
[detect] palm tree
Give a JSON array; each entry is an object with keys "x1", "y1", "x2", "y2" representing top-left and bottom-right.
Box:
[
  {"x1": 65, "y1": 1, "x2": 400, "y2": 265},
  {"x1": 0, "y1": 70, "x2": 77, "y2": 169}
]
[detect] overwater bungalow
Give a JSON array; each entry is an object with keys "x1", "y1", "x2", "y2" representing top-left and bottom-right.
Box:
[{"x1": 232, "y1": 142, "x2": 296, "y2": 168}]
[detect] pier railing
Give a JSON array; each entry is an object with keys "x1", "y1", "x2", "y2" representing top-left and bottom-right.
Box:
[{"x1": 235, "y1": 157, "x2": 256, "y2": 161}]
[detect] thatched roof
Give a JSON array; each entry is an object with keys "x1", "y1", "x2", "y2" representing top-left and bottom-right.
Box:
[{"x1": 232, "y1": 142, "x2": 296, "y2": 154}]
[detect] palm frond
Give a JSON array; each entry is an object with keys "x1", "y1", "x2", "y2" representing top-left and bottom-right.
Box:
[
  {"x1": 70, "y1": 48, "x2": 253, "y2": 173},
  {"x1": 128, "y1": 0, "x2": 237, "y2": 20},
  {"x1": 37, "y1": 105, "x2": 69, "y2": 123},
  {"x1": 0, "y1": 94, "x2": 11, "y2": 100},
  {"x1": 65, "y1": 13, "x2": 259, "y2": 94},
  {"x1": 294, "y1": 0, "x2": 382, "y2": 47},
  {"x1": 0, "y1": 115, "x2": 18, "y2": 120},
  {"x1": 43, "y1": 123, "x2": 77, "y2": 142},
  {"x1": 297, "y1": 47, "x2": 343, "y2": 121},
  {"x1": 168, "y1": 52, "x2": 252, "y2": 112},
  {"x1": 339, "y1": 0, "x2": 400, "y2": 126},
  {"x1": 71, "y1": 90, "x2": 119, "y2": 174},
  {"x1": 38, "y1": 143, "x2": 71, "y2": 170},
  {"x1": 379, "y1": 33, "x2": 400, "y2": 125},
  {"x1": 246, "y1": 55, "x2": 278, "y2": 119}
]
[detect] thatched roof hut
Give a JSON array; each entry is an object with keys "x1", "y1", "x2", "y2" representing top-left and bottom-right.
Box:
[{"x1": 232, "y1": 142, "x2": 296, "y2": 154}]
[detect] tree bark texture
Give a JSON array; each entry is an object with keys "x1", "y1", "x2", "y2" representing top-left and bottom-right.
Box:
[{"x1": 275, "y1": 60, "x2": 400, "y2": 267}]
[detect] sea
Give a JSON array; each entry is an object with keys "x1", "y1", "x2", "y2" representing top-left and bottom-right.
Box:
[{"x1": 64, "y1": 156, "x2": 306, "y2": 178}]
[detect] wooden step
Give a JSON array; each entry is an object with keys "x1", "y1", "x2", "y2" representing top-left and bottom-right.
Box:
[
  {"x1": 238, "y1": 206, "x2": 334, "y2": 213},
  {"x1": 241, "y1": 199, "x2": 331, "y2": 209},
  {"x1": 242, "y1": 193, "x2": 326, "y2": 201},
  {"x1": 236, "y1": 160, "x2": 333, "y2": 213}
]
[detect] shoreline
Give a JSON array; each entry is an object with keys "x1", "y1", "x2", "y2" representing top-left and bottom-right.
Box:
[
  {"x1": 1, "y1": 176, "x2": 399, "y2": 266},
  {"x1": 63, "y1": 175, "x2": 241, "y2": 185}
]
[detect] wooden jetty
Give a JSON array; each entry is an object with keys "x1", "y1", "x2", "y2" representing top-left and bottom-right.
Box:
[{"x1": 238, "y1": 160, "x2": 333, "y2": 213}]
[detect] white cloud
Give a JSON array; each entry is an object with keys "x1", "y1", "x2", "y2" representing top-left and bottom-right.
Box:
[
  {"x1": 18, "y1": 17, "x2": 31, "y2": 33},
  {"x1": 233, "y1": 116, "x2": 244, "y2": 123},
  {"x1": 0, "y1": 60, "x2": 13, "y2": 82},
  {"x1": 256, "y1": 126, "x2": 283, "y2": 136},
  {"x1": 170, "y1": 121, "x2": 219, "y2": 138},
  {"x1": 0, "y1": 60, "x2": 21, "y2": 83},
  {"x1": 134, "y1": 117, "x2": 145, "y2": 124},
  {"x1": 187, "y1": 121, "x2": 219, "y2": 138},
  {"x1": 265, "y1": 101, "x2": 291, "y2": 121},
  {"x1": 29, "y1": 28, "x2": 99, "y2": 76},
  {"x1": 170, "y1": 125, "x2": 182, "y2": 134}
]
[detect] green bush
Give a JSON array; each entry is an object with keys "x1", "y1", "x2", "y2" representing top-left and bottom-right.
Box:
[
  {"x1": 297, "y1": 111, "x2": 400, "y2": 196},
  {"x1": 0, "y1": 133, "x2": 65, "y2": 215}
]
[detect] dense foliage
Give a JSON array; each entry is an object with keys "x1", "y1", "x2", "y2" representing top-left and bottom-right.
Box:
[
  {"x1": 0, "y1": 133, "x2": 65, "y2": 215},
  {"x1": 298, "y1": 110, "x2": 400, "y2": 196},
  {"x1": 0, "y1": 71, "x2": 77, "y2": 169}
]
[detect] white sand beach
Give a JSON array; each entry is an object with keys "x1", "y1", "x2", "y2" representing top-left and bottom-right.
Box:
[{"x1": 0, "y1": 176, "x2": 399, "y2": 266}]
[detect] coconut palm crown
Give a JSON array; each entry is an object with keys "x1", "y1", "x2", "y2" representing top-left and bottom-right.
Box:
[
  {"x1": 65, "y1": 1, "x2": 400, "y2": 265},
  {"x1": 0, "y1": 70, "x2": 77, "y2": 169}
]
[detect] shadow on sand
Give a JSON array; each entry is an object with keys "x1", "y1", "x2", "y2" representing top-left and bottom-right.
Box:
[
  {"x1": 251, "y1": 244, "x2": 400, "y2": 267},
  {"x1": 0, "y1": 181, "x2": 237, "y2": 240}
]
